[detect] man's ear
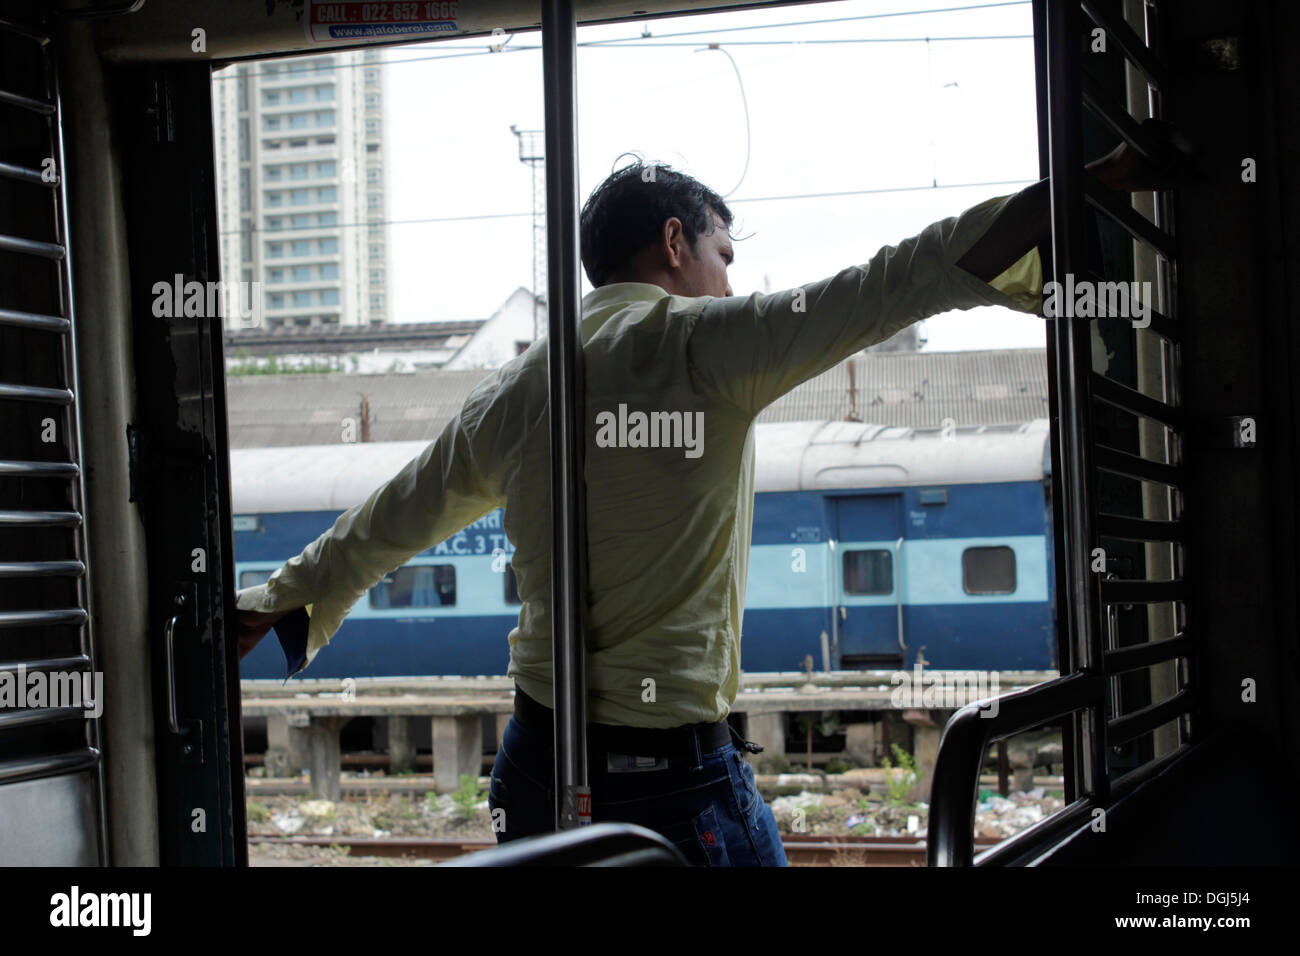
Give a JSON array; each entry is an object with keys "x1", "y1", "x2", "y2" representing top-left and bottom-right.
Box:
[{"x1": 661, "y1": 216, "x2": 687, "y2": 267}]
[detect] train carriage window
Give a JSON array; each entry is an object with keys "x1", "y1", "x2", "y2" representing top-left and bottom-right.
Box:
[
  {"x1": 843, "y1": 550, "x2": 892, "y2": 595},
  {"x1": 504, "y1": 564, "x2": 521, "y2": 606},
  {"x1": 240, "y1": 570, "x2": 274, "y2": 588},
  {"x1": 370, "y1": 565, "x2": 456, "y2": 608},
  {"x1": 962, "y1": 546, "x2": 1016, "y2": 595}
]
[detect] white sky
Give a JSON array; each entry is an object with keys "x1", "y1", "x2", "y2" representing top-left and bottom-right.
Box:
[{"x1": 383, "y1": 0, "x2": 1047, "y2": 351}]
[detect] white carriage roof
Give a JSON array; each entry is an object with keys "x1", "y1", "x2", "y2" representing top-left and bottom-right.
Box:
[
  {"x1": 231, "y1": 420, "x2": 1051, "y2": 515},
  {"x1": 752, "y1": 419, "x2": 1051, "y2": 493}
]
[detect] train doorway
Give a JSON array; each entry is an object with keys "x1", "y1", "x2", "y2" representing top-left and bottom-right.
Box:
[{"x1": 829, "y1": 494, "x2": 905, "y2": 670}]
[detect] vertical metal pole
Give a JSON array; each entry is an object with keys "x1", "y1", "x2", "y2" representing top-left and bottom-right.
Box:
[
  {"x1": 1044, "y1": 0, "x2": 1108, "y2": 802},
  {"x1": 541, "y1": 0, "x2": 590, "y2": 830}
]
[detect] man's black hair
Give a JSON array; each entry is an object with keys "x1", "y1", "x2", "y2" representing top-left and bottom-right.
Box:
[{"x1": 580, "y1": 156, "x2": 734, "y2": 288}]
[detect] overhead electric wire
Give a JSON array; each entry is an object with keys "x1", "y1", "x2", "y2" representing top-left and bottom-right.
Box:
[
  {"x1": 726, "y1": 178, "x2": 1036, "y2": 205},
  {"x1": 219, "y1": 32, "x2": 1030, "y2": 82},
  {"x1": 215, "y1": 3, "x2": 1035, "y2": 235},
  {"x1": 696, "y1": 44, "x2": 751, "y2": 198},
  {"x1": 219, "y1": 178, "x2": 1037, "y2": 235},
  {"x1": 581, "y1": 1, "x2": 1032, "y2": 44},
  {"x1": 581, "y1": 35, "x2": 1031, "y2": 46}
]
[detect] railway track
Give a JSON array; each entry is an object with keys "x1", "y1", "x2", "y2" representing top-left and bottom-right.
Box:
[{"x1": 247, "y1": 833, "x2": 1003, "y2": 866}]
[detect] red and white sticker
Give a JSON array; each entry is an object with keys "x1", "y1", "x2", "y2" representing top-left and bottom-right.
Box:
[
  {"x1": 305, "y1": 2, "x2": 460, "y2": 43},
  {"x1": 576, "y1": 788, "x2": 592, "y2": 826}
]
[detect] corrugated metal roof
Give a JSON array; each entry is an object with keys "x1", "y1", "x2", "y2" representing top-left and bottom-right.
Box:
[
  {"x1": 758, "y1": 349, "x2": 1049, "y2": 428},
  {"x1": 225, "y1": 368, "x2": 493, "y2": 447},
  {"x1": 225, "y1": 349, "x2": 1049, "y2": 448}
]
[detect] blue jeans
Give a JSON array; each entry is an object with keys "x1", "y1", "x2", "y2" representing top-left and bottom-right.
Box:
[{"x1": 488, "y1": 714, "x2": 789, "y2": 867}]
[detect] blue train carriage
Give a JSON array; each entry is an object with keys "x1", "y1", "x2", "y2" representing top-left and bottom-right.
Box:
[
  {"x1": 743, "y1": 419, "x2": 1056, "y2": 674},
  {"x1": 232, "y1": 418, "x2": 1055, "y2": 680},
  {"x1": 233, "y1": 440, "x2": 522, "y2": 680}
]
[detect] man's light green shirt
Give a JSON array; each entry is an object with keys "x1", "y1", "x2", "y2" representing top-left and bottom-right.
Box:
[{"x1": 237, "y1": 190, "x2": 1043, "y2": 727}]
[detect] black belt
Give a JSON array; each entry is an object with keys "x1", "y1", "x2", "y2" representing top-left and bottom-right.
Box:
[{"x1": 513, "y1": 685, "x2": 762, "y2": 758}]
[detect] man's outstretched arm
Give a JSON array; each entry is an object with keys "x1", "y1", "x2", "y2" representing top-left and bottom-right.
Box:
[
  {"x1": 685, "y1": 187, "x2": 1049, "y2": 415},
  {"x1": 235, "y1": 404, "x2": 501, "y2": 676},
  {"x1": 687, "y1": 129, "x2": 1185, "y2": 416}
]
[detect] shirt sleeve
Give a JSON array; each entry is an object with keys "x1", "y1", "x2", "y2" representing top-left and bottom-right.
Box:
[
  {"x1": 685, "y1": 191, "x2": 1046, "y2": 415},
  {"x1": 235, "y1": 409, "x2": 501, "y2": 677}
]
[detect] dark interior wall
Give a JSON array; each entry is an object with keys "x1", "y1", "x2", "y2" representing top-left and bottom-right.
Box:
[
  {"x1": 1046, "y1": 0, "x2": 1300, "y2": 864},
  {"x1": 1171, "y1": 0, "x2": 1300, "y2": 765}
]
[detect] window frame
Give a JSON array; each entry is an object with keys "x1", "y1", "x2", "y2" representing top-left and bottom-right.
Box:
[
  {"x1": 841, "y1": 548, "x2": 894, "y2": 596},
  {"x1": 961, "y1": 545, "x2": 1018, "y2": 596},
  {"x1": 368, "y1": 564, "x2": 458, "y2": 609}
]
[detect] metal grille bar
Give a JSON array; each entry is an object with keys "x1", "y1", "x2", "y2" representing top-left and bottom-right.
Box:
[
  {"x1": 0, "y1": 750, "x2": 100, "y2": 787},
  {"x1": 1080, "y1": 269, "x2": 1179, "y2": 339},
  {"x1": 0, "y1": 655, "x2": 92, "y2": 674},
  {"x1": 1103, "y1": 633, "x2": 1189, "y2": 674},
  {"x1": 1095, "y1": 512, "x2": 1184, "y2": 543},
  {"x1": 0, "y1": 460, "x2": 79, "y2": 478},
  {"x1": 1099, "y1": 578, "x2": 1185, "y2": 603},
  {"x1": 0, "y1": 86, "x2": 55, "y2": 115},
  {"x1": 0, "y1": 382, "x2": 74, "y2": 404},
  {"x1": 1080, "y1": 0, "x2": 1168, "y2": 90},
  {"x1": 0, "y1": 707, "x2": 88, "y2": 730},
  {"x1": 0, "y1": 159, "x2": 52, "y2": 185},
  {"x1": 0, "y1": 510, "x2": 82, "y2": 526},
  {"x1": 1084, "y1": 174, "x2": 1178, "y2": 259},
  {"x1": 1107, "y1": 690, "x2": 1194, "y2": 744},
  {"x1": 0, "y1": 608, "x2": 89, "y2": 628},
  {"x1": 1090, "y1": 373, "x2": 1181, "y2": 429},
  {"x1": 0, "y1": 232, "x2": 65, "y2": 259},
  {"x1": 0, "y1": 306, "x2": 69, "y2": 332},
  {"x1": 0, "y1": 559, "x2": 86, "y2": 577},
  {"x1": 1093, "y1": 444, "x2": 1181, "y2": 485},
  {"x1": 0, "y1": 15, "x2": 51, "y2": 42}
]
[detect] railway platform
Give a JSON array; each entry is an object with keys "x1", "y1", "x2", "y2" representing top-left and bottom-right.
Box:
[{"x1": 240, "y1": 670, "x2": 1058, "y2": 797}]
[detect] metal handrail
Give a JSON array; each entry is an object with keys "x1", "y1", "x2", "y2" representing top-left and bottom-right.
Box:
[
  {"x1": 926, "y1": 672, "x2": 1101, "y2": 866},
  {"x1": 894, "y1": 536, "x2": 905, "y2": 653},
  {"x1": 438, "y1": 823, "x2": 688, "y2": 867}
]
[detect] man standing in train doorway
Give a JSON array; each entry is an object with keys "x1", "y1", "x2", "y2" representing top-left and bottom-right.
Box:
[{"x1": 237, "y1": 138, "x2": 1180, "y2": 866}]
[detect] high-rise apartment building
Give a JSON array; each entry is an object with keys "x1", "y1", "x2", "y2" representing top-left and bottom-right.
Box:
[{"x1": 213, "y1": 49, "x2": 390, "y2": 331}]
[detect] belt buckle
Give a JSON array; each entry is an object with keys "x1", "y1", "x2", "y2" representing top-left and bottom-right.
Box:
[{"x1": 606, "y1": 752, "x2": 669, "y2": 773}]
